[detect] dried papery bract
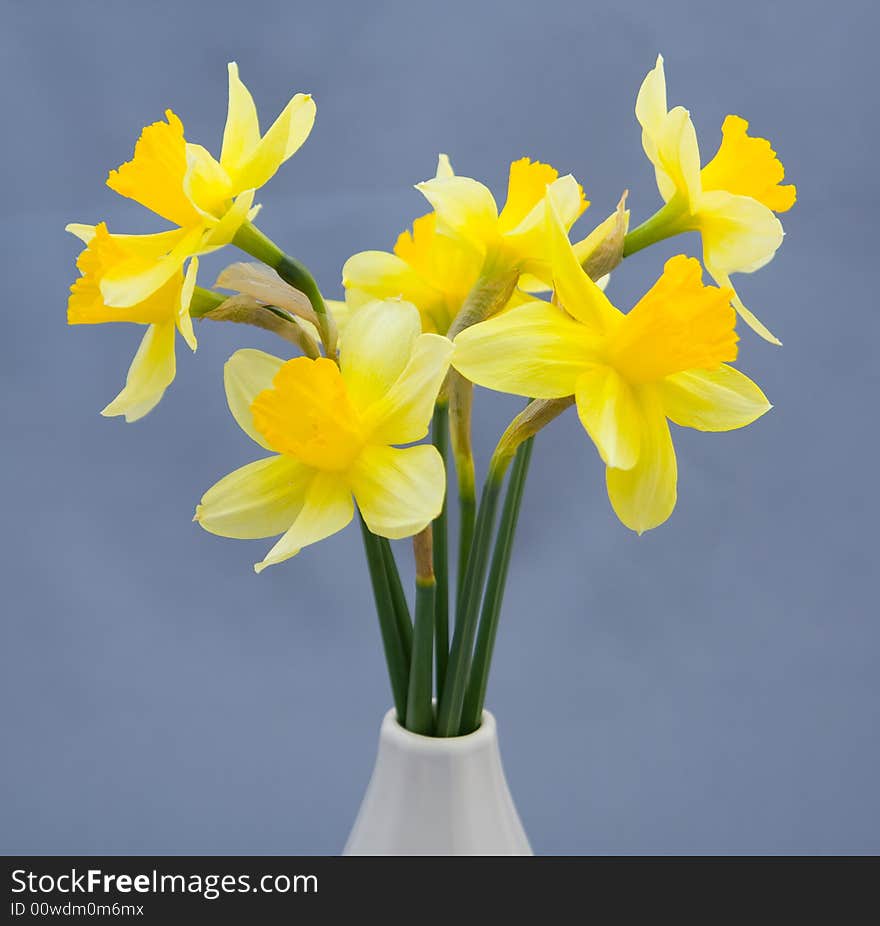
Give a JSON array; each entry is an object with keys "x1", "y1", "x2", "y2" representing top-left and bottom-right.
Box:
[
  {"x1": 216, "y1": 262, "x2": 321, "y2": 329},
  {"x1": 203, "y1": 295, "x2": 320, "y2": 359},
  {"x1": 576, "y1": 190, "x2": 630, "y2": 283}
]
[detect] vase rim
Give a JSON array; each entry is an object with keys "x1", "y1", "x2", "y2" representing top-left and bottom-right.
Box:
[{"x1": 380, "y1": 707, "x2": 497, "y2": 753}]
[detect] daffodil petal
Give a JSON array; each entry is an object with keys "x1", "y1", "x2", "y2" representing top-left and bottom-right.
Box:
[
  {"x1": 698, "y1": 190, "x2": 784, "y2": 276},
  {"x1": 452, "y1": 300, "x2": 597, "y2": 399},
  {"x1": 635, "y1": 56, "x2": 678, "y2": 202},
  {"x1": 505, "y1": 174, "x2": 588, "y2": 274},
  {"x1": 706, "y1": 268, "x2": 782, "y2": 346},
  {"x1": 658, "y1": 364, "x2": 772, "y2": 431},
  {"x1": 516, "y1": 273, "x2": 550, "y2": 294},
  {"x1": 324, "y1": 298, "x2": 350, "y2": 340},
  {"x1": 99, "y1": 226, "x2": 202, "y2": 308},
  {"x1": 391, "y1": 212, "x2": 483, "y2": 332},
  {"x1": 224, "y1": 348, "x2": 285, "y2": 448},
  {"x1": 342, "y1": 250, "x2": 410, "y2": 291},
  {"x1": 255, "y1": 471, "x2": 353, "y2": 572},
  {"x1": 205, "y1": 189, "x2": 256, "y2": 248},
  {"x1": 697, "y1": 189, "x2": 784, "y2": 345},
  {"x1": 365, "y1": 333, "x2": 454, "y2": 444},
  {"x1": 220, "y1": 62, "x2": 261, "y2": 174},
  {"x1": 635, "y1": 56, "x2": 701, "y2": 209},
  {"x1": 546, "y1": 191, "x2": 621, "y2": 333},
  {"x1": 351, "y1": 444, "x2": 445, "y2": 540},
  {"x1": 66, "y1": 223, "x2": 96, "y2": 245},
  {"x1": 635, "y1": 55, "x2": 669, "y2": 146},
  {"x1": 68, "y1": 226, "x2": 186, "y2": 327},
  {"x1": 100, "y1": 252, "x2": 184, "y2": 308},
  {"x1": 340, "y1": 299, "x2": 421, "y2": 414},
  {"x1": 103, "y1": 227, "x2": 189, "y2": 258},
  {"x1": 342, "y1": 250, "x2": 438, "y2": 310},
  {"x1": 101, "y1": 321, "x2": 176, "y2": 422},
  {"x1": 195, "y1": 455, "x2": 312, "y2": 539},
  {"x1": 545, "y1": 174, "x2": 587, "y2": 231},
  {"x1": 278, "y1": 96, "x2": 316, "y2": 160},
  {"x1": 575, "y1": 364, "x2": 641, "y2": 470},
  {"x1": 435, "y1": 153, "x2": 454, "y2": 179},
  {"x1": 606, "y1": 388, "x2": 677, "y2": 534},
  {"x1": 497, "y1": 158, "x2": 560, "y2": 233},
  {"x1": 183, "y1": 144, "x2": 234, "y2": 219},
  {"x1": 415, "y1": 176, "x2": 499, "y2": 252},
  {"x1": 734, "y1": 290, "x2": 782, "y2": 345},
  {"x1": 661, "y1": 106, "x2": 702, "y2": 208},
  {"x1": 176, "y1": 257, "x2": 199, "y2": 351},
  {"x1": 228, "y1": 92, "x2": 316, "y2": 194}
]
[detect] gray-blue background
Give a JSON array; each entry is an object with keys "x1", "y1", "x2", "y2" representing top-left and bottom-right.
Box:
[{"x1": 2, "y1": 0, "x2": 876, "y2": 854}]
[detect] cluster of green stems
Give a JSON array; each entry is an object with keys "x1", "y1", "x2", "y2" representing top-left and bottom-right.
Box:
[
  {"x1": 360, "y1": 395, "x2": 578, "y2": 738},
  {"x1": 360, "y1": 399, "x2": 540, "y2": 737},
  {"x1": 191, "y1": 210, "x2": 636, "y2": 739},
  {"x1": 356, "y1": 259, "x2": 574, "y2": 738}
]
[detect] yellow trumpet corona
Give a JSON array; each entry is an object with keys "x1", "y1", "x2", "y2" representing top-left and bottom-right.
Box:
[
  {"x1": 66, "y1": 63, "x2": 316, "y2": 420},
  {"x1": 415, "y1": 155, "x2": 589, "y2": 283},
  {"x1": 195, "y1": 300, "x2": 453, "y2": 571},
  {"x1": 343, "y1": 154, "x2": 583, "y2": 336},
  {"x1": 452, "y1": 195, "x2": 772, "y2": 533},
  {"x1": 66, "y1": 223, "x2": 199, "y2": 421},
  {"x1": 632, "y1": 55, "x2": 796, "y2": 344},
  {"x1": 342, "y1": 156, "x2": 483, "y2": 334}
]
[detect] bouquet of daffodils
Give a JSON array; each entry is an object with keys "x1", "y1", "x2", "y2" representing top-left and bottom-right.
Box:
[{"x1": 67, "y1": 58, "x2": 794, "y2": 738}]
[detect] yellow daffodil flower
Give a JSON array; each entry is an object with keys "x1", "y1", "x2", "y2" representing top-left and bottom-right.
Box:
[
  {"x1": 97, "y1": 62, "x2": 315, "y2": 306},
  {"x1": 66, "y1": 223, "x2": 199, "y2": 421},
  {"x1": 342, "y1": 155, "x2": 483, "y2": 334},
  {"x1": 452, "y1": 197, "x2": 772, "y2": 533},
  {"x1": 629, "y1": 55, "x2": 796, "y2": 345},
  {"x1": 66, "y1": 62, "x2": 316, "y2": 419},
  {"x1": 415, "y1": 156, "x2": 589, "y2": 282},
  {"x1": 195, "y1": 300, "x2": 453, "y2": 571}
]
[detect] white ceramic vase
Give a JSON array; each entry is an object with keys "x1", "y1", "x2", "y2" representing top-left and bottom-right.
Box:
[{"x1": 344, "y1": 708, "x2": 532, "y2": 856}]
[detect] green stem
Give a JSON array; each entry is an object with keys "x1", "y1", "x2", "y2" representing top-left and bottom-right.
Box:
[
  {"x1": 359, "y1": 517, "x2": 408, "y2": 721},
  {"x1": 406, "y1": 579, "x2": 436, "y2": 735},
  {"x1": 379, "y1": 538, "x2": 413, "y2": 668},
  {"x1": 435, "y1": 463, "x2": 507, "y2": 737},
  {"x1": 444, "y1": 257, "x2": 518, "y2": 619},
  {"x1": 232, "y1": 222, "x2": 336, "y2": 355},
  {"x1": 622, "y1": 196, "x2": 690, "y2": 258},
  {"x1": 457, "y1": 478, "x2": 476, "y2": 612},
  {"x1": 432, "y1": 402, "x2": 450, "y2": 701},
  {"x1": 449, "y1": 374, "x2": 476, "y2": 612},
  {"x1": 460, "y1": 438, "x2": 534, "y2": 734},
  {"x1": 189, "y1": 287, "x2": 225, "y2": 318}
]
